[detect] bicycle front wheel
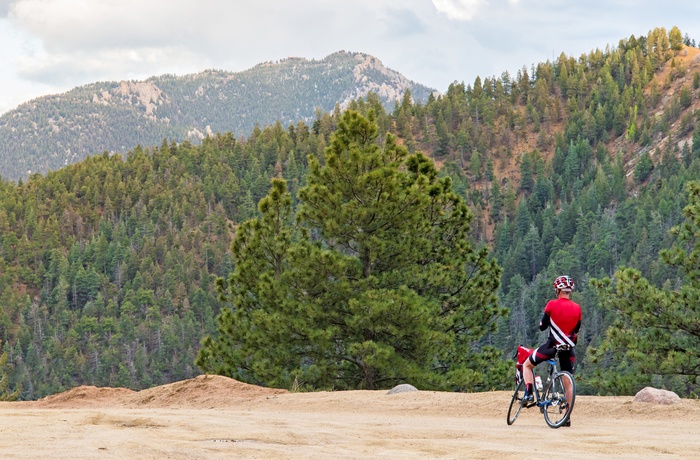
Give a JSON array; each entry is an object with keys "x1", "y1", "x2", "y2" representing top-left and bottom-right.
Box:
[
  {"x1": 542, "y1": 371, "x2": 575, "y2": 428},
  {"x1": 506, "y1": 379, "x2": 525, "y2": 425}
]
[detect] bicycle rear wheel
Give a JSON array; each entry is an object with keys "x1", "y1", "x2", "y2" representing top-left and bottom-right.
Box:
[
  {"x1": 506, "y1": 379, "x2": 525, "y2": 425},
  {"x1": 542, "y1": 371, "x2": 575, "y2": 428}
]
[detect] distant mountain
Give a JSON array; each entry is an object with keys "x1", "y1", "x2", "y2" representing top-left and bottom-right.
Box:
[{"x1": 0, "y1": 51, "x2": 435, "y2": 181}]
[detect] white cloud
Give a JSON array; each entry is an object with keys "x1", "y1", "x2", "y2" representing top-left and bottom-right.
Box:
[
  {"x1": 10, "y1": 0, "x2": 215, "y2": 51},
  {"x1": 431, "y1": 0, "x2": 486, "y2": 21},
  {"x1": 0, "y1": 0, "x2": 12, "y2": 17},
  {"x1": 16, "y1": 46, "x2": 207, "y2": 85}
]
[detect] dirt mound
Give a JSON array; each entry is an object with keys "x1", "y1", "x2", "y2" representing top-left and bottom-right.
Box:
[
  {"x1": 34, "y1": 386, "x2": 136, "y2": 408},
  {"x1": 127, "y1": 374, "x2": 288, "y2": 408},
  {"x1": 31, "y1": 375, "x2": 288, "y2": 409}
]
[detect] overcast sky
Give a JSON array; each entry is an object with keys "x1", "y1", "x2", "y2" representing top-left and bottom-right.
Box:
[{"x1": 1, "y1": 0, "x2": 699, "y2": 115}]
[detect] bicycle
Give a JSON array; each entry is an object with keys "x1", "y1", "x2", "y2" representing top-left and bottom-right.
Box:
[{"x1": 506, "y1": 344, "x2": 576, "y2": 428}]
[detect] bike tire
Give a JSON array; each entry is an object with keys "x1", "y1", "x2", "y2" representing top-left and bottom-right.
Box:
[
  {"x1": 506, "y1": 379, "x2": 525, "y2": 425},
  {"x1": 542, "y1": 371, "x2": 575, "y2": 428}
]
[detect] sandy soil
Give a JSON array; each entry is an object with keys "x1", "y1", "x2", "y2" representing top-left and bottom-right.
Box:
[{"x1": 0, "y1": 375, "x2": 698, "y2": 459}]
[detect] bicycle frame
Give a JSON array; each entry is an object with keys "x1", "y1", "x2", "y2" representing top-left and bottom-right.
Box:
[{"x1": 531, "y1": 358, "x2": 558, "y2": 409}]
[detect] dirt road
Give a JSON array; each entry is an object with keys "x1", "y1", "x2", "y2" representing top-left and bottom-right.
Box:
[{"x1": 0, "y1": 376, "x2": 697, "y2": 459}]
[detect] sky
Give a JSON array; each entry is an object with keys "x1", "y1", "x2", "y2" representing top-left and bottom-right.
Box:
[{"x1": 1, "y1": 0, "x2": 700, "y2": 115}]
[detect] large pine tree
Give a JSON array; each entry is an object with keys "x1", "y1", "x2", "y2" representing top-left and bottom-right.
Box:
[{"x1": 197, "y1": 110, "x2": 508, "y2": 391}]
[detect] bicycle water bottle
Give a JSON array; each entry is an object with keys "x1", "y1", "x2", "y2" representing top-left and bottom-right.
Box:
[{"x1": 535, "y1": 375, "x2": 543, "y2": 391}]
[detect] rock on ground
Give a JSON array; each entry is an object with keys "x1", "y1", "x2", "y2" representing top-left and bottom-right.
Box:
[
  {"x1": 387, "y1": 384, "x2": 418, "y2": 395},
  {"x1": 633, "y1": 387, "x2": 681, "y2": 405}
]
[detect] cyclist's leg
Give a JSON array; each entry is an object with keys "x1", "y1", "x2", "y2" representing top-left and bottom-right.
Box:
[
  {"x1": 522, "y1": 357, "x2": 536, "y2": 400},
  {"x1": 523, "y1": 343, "x2": 555, "y2": 399},
  {"x1": 558, "y1": 349, "x2": 576, "y2": 425}
]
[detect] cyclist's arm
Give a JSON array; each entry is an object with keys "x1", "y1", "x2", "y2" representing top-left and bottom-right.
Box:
[
  {"x1": 539, "y1": 311, "x2": 551, "y2": 331},
  {"x1": 571, "y1": 319, "x2": 581, "y2": 343}
]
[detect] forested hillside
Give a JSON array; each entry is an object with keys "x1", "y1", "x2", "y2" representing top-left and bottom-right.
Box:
[
  {"x1": 1, "y1": 26, "x2": 700, "y2": 399},
  {"x1": 0, "y1": 51, "x2": 433, "y2": 182},
  {"x1": 0, "y1": 126, "x2": 321, "y2": 398}
]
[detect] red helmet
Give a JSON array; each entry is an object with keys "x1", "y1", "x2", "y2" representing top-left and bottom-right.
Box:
[{"x1": 553, "y1": 275, "x2": 574, "y2": 292}]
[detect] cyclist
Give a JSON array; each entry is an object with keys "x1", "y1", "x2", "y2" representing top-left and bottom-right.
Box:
[{"x1": 522, "y1": 275, "x2": 581, "y2": 426}]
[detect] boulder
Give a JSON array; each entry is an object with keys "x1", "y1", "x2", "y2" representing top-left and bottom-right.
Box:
[
  {"x1": 387, "y1": 384, "x2": 418, "y2": 395},
  {"x1": 633, "y1": 387, "x2": 681, "y2": 405}
]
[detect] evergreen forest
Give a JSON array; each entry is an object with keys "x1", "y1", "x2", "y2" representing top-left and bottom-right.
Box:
[{"x1": 1, "y1": 26, "x2": 700, "y2": 399}]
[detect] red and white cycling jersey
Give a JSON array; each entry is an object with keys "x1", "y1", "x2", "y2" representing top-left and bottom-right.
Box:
[{"x1": 542, "y1": 297, "x2": 582, "y2": 347}]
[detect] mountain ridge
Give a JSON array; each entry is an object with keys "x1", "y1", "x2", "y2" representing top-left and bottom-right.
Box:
[{"x1": 0, "y1": 51, "x2": 435, "y2": 181}]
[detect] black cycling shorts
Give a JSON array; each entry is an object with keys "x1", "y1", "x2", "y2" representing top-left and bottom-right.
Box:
[{"x1": 528, "y1": 338, "x2": 576, "y2": 374}]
